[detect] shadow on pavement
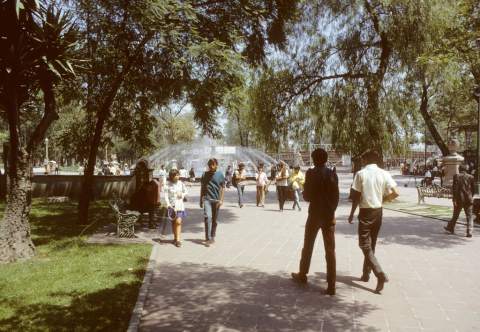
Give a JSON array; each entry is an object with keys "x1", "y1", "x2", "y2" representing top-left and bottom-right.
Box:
[
  {"x1": 140, "y1": 262, "x2": 383, "y2": 331},
  {"x1": 333, "y1": 198, "x2": 469, "y2": 250}
]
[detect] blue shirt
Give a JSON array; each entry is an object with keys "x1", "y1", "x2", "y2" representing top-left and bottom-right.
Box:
[
  {"x1": 201, "y1": 171, "x2": 225, "y2": 201},
  {"x1": 158, "y1": 169, "x2": 167, "y2": 179}
]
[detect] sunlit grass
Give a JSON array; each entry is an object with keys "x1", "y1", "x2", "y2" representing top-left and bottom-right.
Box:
[{"x1": 0, "y1": 199, "x2": 152, "y2": 331}]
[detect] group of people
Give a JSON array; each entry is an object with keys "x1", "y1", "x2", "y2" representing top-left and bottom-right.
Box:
[
  {"x1": 224, "y1": 163, "x2": 306, "y2": 211},
  {"x1": 129, "y1": 148, "x2": 476, "y2": 296}
]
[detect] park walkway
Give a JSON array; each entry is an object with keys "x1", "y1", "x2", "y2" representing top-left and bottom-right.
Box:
[{"x1": 138, "y1": 174, "x2": 480, "y2": 332}]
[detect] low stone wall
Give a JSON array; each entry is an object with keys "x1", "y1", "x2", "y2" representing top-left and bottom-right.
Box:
[{"x1": 0, "y1": 174, "x2": 136, "y2": 199}]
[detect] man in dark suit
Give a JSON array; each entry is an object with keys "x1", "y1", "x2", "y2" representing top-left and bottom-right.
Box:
[
  {"x1": 445, "y1": 163, "x2": 476, "y2": 237},
  {"x1": 291, "y1": 148, "x2": 339, "y2": 295}
]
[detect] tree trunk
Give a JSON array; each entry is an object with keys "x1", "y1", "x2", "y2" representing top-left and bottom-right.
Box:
[
  {"x1": 419, "y1": 77, "x2": 450, "y2": 157},
  {"x1": 77, "y1": 71, "x2": 128, "y2": 224},
  {"x1": 236, "y1": 113, "x2": 244, "y2": 146},
  {"x1": 0, "y1": 87, "x2": 36, "y2": 263},
  {"x1": 0, "y1": 146, "x2": 36, "y2": 264}
]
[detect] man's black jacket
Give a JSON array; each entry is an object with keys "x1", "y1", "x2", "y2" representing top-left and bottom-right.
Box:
[{"x1": 303, "y1": 166, "x2": 339, "y2": 226}]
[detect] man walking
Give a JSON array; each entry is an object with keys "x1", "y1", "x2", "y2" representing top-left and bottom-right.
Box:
[
  {"x1": 189, "y1": 167, "x2": 196, "y2": 188},
  {"x1": 235, "y1": 163, "x2": 246, "y2": 208},
  {"x1": 348, "y1": 149, "x2": 399, "y2": 294},
  {"x1": 275, "y1": 163, "x2": 289, "y2": 211},
  {"x1": 200, "y1": 158, "x2": 225, "y2": 247},
  {"x1": 444, "y1": 163, "x2": 475, "y2": 237},
  {"x1": 291, "y1": 149, "x2": 339, "y2": 295},
  {"x1": 158, "y1": 165, "x2": 167, "y2": 197},
  {"x1": 225, "y1": 165, "x2": 233, "y2": 188}
]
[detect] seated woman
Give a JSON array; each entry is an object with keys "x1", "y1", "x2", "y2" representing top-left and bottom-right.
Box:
[{"x1": 128, "y1": 180, "x2": 158, "y2": 229}]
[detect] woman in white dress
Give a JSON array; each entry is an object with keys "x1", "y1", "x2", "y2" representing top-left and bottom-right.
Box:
[{"x1": 164, "y1": 169, "x2": 188, "y2": 247}]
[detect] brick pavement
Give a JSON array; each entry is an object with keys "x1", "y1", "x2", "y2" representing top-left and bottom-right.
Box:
[{"x1": 138, "y1": 174, "x2": 480, "y2": 332}]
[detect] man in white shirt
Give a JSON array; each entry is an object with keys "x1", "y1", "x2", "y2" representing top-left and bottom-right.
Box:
[
  {"x1": 275, "y1": 163, "x2": 289, "y2": 211},
  {"x1": 421, "y1": 168, "x2": 433, "y2": 187},
  {"x1": 348, "y1": 149, "x2": 399, "y2": 294}
]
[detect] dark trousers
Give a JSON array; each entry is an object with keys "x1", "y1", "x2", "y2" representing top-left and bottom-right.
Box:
[
  {"x1": 299, "y1": 215, "x2": 336, "y2": 284},
  {"x1": 447, "y1": 203, "x2": 473, "y2": 234},
  {"x1": 358, "y1": 208, "x2": 384, "y2": 278},
  {"x1": 277, "y1": 186, "x2": 288, "y2": 210}
]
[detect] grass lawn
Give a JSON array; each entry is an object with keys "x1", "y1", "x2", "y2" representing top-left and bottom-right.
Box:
[
  {"x1": 0, "y1": 199, "x2": 153, "y2": 332},
  {"x1": 384, "y1": 200, "x2": 479, "y2": 225}
]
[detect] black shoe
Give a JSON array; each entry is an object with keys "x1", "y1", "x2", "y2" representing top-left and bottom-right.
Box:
[
  {"x1": 326, "y1": 283, "x2": 336, "y2": 295},
  {"x1": 374, "y1": 273, "x2": 389, "y2": 294},
  {"x1": 205, "y1": 239, "x2": 211, "y2": 247},
  {"x1": 291, "y1": 272, "x2": 307, "y2": 283},
  {"x1": 444, "y1": 226, "x2": 454, "y2": 234},
  {"x1": 467, "y1": 233, "x2": 473, "y2": 238},
  {"x1": 360, "y1": 274, "x2": 370, "y2": 282},
  {"x1": 210, "y1": 238, "x2": 215, "y2": 244}
]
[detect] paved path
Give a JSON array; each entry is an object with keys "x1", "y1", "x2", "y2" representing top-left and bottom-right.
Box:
[{"x1": 139, "y1": 174, "x2": 480, "y2": 332}]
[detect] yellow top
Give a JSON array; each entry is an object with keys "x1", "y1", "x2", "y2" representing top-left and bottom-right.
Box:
[{"x1": 290, "y1": 170, "x2": 305, "y2": 188}]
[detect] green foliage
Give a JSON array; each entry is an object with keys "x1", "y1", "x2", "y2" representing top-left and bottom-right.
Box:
[
  {"x1": 0, "y1": 199, "x2": 152, "y2": 331},
  {"x1": 248, "y1": 0, "x2": 464, "y2": 159}
]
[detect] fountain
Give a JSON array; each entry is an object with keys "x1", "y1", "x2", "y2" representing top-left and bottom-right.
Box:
[{"x1": 150, "y1": 138, "x2": 278, "y2": 178}]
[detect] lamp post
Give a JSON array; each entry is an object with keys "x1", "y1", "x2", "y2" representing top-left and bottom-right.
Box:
[
  {"x1": 309, "y1": 130, "x2": 315, "y2": 165},
  {"x1": 45, "y1": 137, "x2": 49, "y2": 161}
]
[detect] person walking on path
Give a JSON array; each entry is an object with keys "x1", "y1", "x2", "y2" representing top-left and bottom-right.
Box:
[
  {"x1": 200, "y1": 158, "x2": 225, "y2": 247},
  {"x1": 179, "y1": 166, "x2": 188, "y2": 184},
  {"x1": 255, "y1": 165, "x2": 268, "y2": 207},
  {"x1": 444, "y1": 163, "x2": 475, "y2": 237},
  {"x1": 158, "y1": 164, "x2": 167, "y2": 196},
  {"x1": 290, "y1": 166, "x2": 305, "y2": 211},
  {"x1": 440, "y1": 163, "x2": 446, "y2": 187},
  {"x1": 291, "y1": 149, "x2": 339, "y2": 295},
  {"x1": 189, "y1": 167, "x2": 195, "y2": 188},
  {"x1": 275, "y1": 163, "x2": 289, "y2": 211},
  {"x1": 348, "y1": 149, "x2": 399, "y2": 294},
  {"x1": 270, "y1": 166, "x2": 277, "y2": 187},
  {"x1": 235, "y1": 163, "x2": 246, "y2": 208},
  {"x1": 164, "y1": 169, "x2": 188, "y2": 247},
  {"x1": 225, "y1": 165, "x2": 233, "y2": 188}
]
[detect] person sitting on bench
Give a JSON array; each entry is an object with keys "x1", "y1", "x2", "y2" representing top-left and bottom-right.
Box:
[
  {"x1": 128, "y1": 180, "x2": 159, "y2": 229},
  {"x1": 421, "y1": 169, "x2": 434, "y2": 187}
]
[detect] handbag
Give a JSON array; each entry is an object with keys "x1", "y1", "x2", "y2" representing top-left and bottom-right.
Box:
[
  {"x1": 292, "y1": 181, "x2": 299, "y2": 190},
  {"x1": 174, "y1": 198, "x2": 184, "y2": 212}
]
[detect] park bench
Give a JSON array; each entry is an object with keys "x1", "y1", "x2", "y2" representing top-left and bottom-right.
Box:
[
  {"x1": 109, "y1": 194, "x2": 140, "y2": 238},
  {"x1": 416, "y1": 183, "x2": 452, "y2": 204}
]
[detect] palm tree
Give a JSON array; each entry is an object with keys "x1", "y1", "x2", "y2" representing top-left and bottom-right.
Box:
[{"x1": 0, "y1": 0, "x2": 80, "y2": 263}]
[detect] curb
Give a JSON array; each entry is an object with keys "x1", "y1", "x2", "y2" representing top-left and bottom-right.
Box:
[{"x1": 127, "y1": 241, "x2": 159, "y2": 332}]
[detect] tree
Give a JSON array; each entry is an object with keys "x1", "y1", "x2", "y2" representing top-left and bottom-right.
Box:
[
  {"x1": 0, "y1": 0, "x2": 79, "y2": 263},
  {"x1": 249, "y1": 0, "x2": 456, "y2": 163},
  {"x1": 72, "y1": 0, "x2": 301, "y2": 224}
]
